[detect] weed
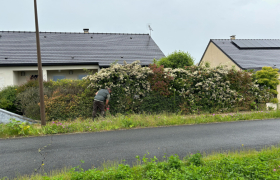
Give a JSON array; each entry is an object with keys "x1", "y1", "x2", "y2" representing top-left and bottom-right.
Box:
[
  {"x1": 5, "y1": 119, "x2": 31, "y2": 136},
  {"x1": 188, "y1": 152, "x2": 203, "y2": 166}
]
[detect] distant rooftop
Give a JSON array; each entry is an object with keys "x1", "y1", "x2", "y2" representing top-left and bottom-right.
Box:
[
  {"x1": 209, "y1": 39, "x2": 280, "y2": 70},
  {"x1": 0, "y1": 31, "x2": 165, "y2": 67}
]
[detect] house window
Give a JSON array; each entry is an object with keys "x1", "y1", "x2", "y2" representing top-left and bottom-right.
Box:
[
  {"x1": 78, "y1": 74, "x2": 87, "y2": 80},
  {"x1": 53, "y1": 75, "x2": 66, "y2": 81}
]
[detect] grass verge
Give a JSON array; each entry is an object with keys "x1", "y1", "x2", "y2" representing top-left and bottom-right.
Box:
[
  {"x1": 3, "y1": 146, "x2": 280, "y2": 179},
  {"x1": 1, "y1": 110, "x2": 280, "y2": 139}
]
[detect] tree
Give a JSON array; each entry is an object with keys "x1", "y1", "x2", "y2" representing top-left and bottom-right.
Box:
[
  {"x1": 157, "y1": 50, "x2": 194, "y2": 69},
  {"x1": 255, "y1": 66, "x2": 279, "y2": 95}
]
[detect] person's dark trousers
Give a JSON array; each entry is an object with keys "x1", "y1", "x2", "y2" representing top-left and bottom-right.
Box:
[{"x1": 92, "y1": 100, "x2": 105, "y2": 121}]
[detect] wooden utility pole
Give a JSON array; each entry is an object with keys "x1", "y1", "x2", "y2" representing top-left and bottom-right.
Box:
[{"x1": 34, "y1": 0, "x2": 46, "y2": 126}]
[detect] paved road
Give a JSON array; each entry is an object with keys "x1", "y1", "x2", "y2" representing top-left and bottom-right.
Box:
[{"x1": 1, "y1": 119, "x2": 280, "y2": 178}]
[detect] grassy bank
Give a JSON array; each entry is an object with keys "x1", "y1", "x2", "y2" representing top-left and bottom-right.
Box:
[
  {"x1": 1, "y1": 110, "x2": 280, "y2": 139},
  {"x1": 4, "y1": 146, "x2": 280, "y2": 179}
]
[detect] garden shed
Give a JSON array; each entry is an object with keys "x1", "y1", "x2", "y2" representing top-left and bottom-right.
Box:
[
  {"x1": 0, "y1": 29, "x2": 165, "y2": 89},
  {"x1": 198, "y1": 36, "x2": 280, "y2": 99}
]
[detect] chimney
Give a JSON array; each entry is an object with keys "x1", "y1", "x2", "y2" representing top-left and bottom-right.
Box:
[
  {"x1": 230, "y1": 35, "x2": 236, "y2": 40},
  {"x1": 83, "y1": 28, "x2": 89, "y2": 33}
]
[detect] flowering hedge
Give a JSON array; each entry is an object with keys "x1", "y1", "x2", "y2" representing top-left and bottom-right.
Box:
[
  {"x1": 86, "y1": 61, "x2": 153, "y2": 114},
  {"x1": 0, "y1": 61, "x2": 272, "y2": 120},
  {"x1": 85, "y1": 61, "x2": 272, "y2": 115}
]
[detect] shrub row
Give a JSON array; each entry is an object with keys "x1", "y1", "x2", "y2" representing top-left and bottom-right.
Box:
[{"x1": 0, "y1": 61, "x2": 273, "y2": 121}]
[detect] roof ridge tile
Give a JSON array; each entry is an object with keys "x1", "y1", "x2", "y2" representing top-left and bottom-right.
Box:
[{"x1": 0, "y1": 30, "x2": 149, "y2": 35}]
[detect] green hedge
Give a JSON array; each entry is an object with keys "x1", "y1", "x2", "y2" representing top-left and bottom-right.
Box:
[
  {"x1": 0, "y1": 86, "x2": 18, "y2": 113},
  {"x1": 0, "y1": 62, "x2": 273, "y2": 121},
  {"x1": 139, "y1": 92, "x2": 183, "y2": 114}
]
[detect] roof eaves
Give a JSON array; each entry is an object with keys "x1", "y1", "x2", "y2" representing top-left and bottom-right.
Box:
[
  {"x1": 148, "y1": 35, "x2": 165, "y2": 57},
  {"x1": 0, "y1": 62, "x2": 99, "y2": 67}
]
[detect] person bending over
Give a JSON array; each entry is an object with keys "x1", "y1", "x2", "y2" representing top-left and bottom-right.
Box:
[{"x1": 92, "y1": 88, "x2": 112, "y2": 121}]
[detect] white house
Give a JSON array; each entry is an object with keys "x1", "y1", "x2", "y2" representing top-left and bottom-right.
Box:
[
  {"x1": 0, "y1": 29, "x2": 165, "y2": 89},
  {"x1": 198, "y1": 36, "x2": 280, "y2": 99}
]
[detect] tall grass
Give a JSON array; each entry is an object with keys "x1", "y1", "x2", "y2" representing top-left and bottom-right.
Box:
[{"x1": 1, "y1": 110, "x2": 280, "y2": 139}]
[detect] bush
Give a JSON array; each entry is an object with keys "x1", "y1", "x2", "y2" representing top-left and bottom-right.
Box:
[
  {"x1": 7, "y1": 61, "x2": 274, "y2": 120},
  {"x1": 86, "y1": 60, "x2": 153, "y2": 114},
  {"x1": 16, "y1": 87, "x2": 52, "y2": 120},
  {"x1": 15, "y1": 79, "x2": 93, "y2": 120},
  {"x1": 271, "y1": 98, "x2": 278, "y2": 104},
  {"x1": 157, "y1": 50, "x2": 195, "y2": 69},
  {"x1": 188, "y1": 153, "x2": 203, "y2": 166},
  {"x1": 165, "y1": 66, "x2": 241, "y2": 113},
  {"x1": 255, "y1": 66, "x2": 279, "y2": 96},
  {"x1": 0, "y1": 86, "x2": 18, "y2": 113},
  {"x1": 17, "y1": 79, "x2": 41, "y2": 94},
  {"x1": 226, "y1": 69, "x2": 271, "y2": 110},
  {"x1": 44, "y1": 90, "x2": 80, "y2": 120},
  {"x1": 49, "y1": 79, "x2": 88, "y2": 95},
  {"x1": 139, "y1": 92, "x2": 182, "y2": 113}
]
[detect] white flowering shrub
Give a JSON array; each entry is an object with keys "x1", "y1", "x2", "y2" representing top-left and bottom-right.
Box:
[
  {"x1": 86, "y1": 61, "x2": 154, "y2": 114},
  {"x1": 161, "y1": 66, "x2": 239, "y2": 113},
  {"x1": 171, "y1": 66, "x2": 271, "y2": 113},
  {"x1": 85, "y1": 61, "x2": 272, "y2": 115}
]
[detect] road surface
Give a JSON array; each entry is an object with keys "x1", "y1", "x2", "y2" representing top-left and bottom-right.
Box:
[{"x1": 1, "y1": 119, "x2": 280, "y2": 178}]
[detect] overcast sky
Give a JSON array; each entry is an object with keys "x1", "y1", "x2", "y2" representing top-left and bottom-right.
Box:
[{"x1": 1, "y1": 0, "x2": 280, "y2": 64}]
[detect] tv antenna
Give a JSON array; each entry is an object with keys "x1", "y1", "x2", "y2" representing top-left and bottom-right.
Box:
[{"x1": 148, "y1": 24, "x2": 153, "y2": 36}]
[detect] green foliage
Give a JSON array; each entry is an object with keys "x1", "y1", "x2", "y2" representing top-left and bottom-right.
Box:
[
  {"x1": 14, "y1": 79, "x2": 93, "y2": 121},
  {"x1": 271, "y1": 98, "x2": 279, "y2": 104},
  {"x1": 5, "y1": 119, "x2": 32, "y2": 136},
  {"x1": 86, "y1": 60, "x2": 153, "y2": 115},
  {"x1": 120, "y1": 116, "x2": 134, "y2": 128},
  {"x1": 0, "y1": 86, "x2": 18, "y2": 113},
  {"x1": 226, "y1": 69, "x2": 271, "y2": 110},
  {"x1": 188, "y1": 153, "x2": 203, "y2": 166},
  {"x1": 139, "y1": 92, "x2": 182, "y2": 113},
  {"x1": 167, "y1": 66, "x2": 242, "y2": 113},
  {"x1": 49, "y1": 79, "x2": 89, "y2": 95},
  {"x1": 7, "y1": 146, "x2": 280, "y2": 179},
  {"x1": 256, "y1": 66, "x2": 280, "y2": 91},
  {"x1": 205, "y1": 61, "x2": 210, "y2": 68},
  {"x1": 58, "y1": 148, "x2": 280, "y2": 179},
  {"x1": 43, "y1": 79, "x2": 94, "y2": 120},
  {"x1": 16, "y1": 87, "x2": 52, "y2": 120},
  {"x1": 44, "y1": 90, "x2": 80, "y2": 120},
  {"x1": 157, "y1": 50, "x2": 195, "y2": 69},
  {"x1": 1, "y1": 61, "x2": 274, "y2": 120},
  {"x1": 16, "y1": 79, "x2": 40, "y2": 93},
  {"x1": 167, "y1": 155, "x2": 182, "y2": 169},
  {"x1": 2, "y1": 110, "x2": 280, "y2": 138}
]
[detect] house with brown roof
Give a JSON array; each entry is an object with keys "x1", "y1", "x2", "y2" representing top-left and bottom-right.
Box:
[
  {"x1": 0, "y1": 29, "x2": 165, "y2": 89},
  {"x1": 198, "y1": 36, "x2": 280, "y2": 99}
]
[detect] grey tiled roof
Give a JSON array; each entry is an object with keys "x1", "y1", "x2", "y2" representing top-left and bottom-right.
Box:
[
  {"x1": 0, "y1": 31, "x2": 165, "y2": 67},
  {"x1": 210, "y1": 39, "x2": 280, "y2": 70}
]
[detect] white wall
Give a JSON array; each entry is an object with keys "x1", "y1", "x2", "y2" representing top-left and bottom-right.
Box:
[{"x1": 0, "y1": 65, "x2": 99, "y2": 89}]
